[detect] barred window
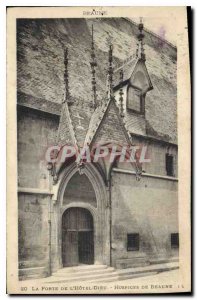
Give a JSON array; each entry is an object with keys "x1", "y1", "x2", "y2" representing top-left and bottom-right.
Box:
[
  {"x1": 127, "y1": 233, "x2": 139, "y2": 251},
  {"x1": 171, "y1": 233, "x2": 179, "y2": 249},
  {"x1": 166, "y1": 154, "x2": 174, "y2": 176}
]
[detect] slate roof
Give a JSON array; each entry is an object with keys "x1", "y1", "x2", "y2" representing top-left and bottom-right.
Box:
[
  {"x1": 17, "y1": 18, "x2": 177, "y2": 144},
  {"x1": 68, "y1": 102, "x2": 93, "y2": 147},
  {"x1": 56, "y1": 101, "x2": 77, "y2": 146},
  {"x1": 113, "y1": 55, "x2": 137, "y2": 88},
  {"x1": 17, "y1": 91, "x2": 61, "y2": 115},
  {"x1": 84, "y1": 100, "x2": 109, "y2": 147}
]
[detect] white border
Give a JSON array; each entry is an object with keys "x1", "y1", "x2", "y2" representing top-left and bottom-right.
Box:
[{"x1": 2, "y1": 0, "x2": 194, "y2": 298}]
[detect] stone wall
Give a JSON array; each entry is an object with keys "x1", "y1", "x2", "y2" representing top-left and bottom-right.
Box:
[
  {"x1": 111, "y1": 171, "x2": 178, "y2": 268},
  {"x1": 17, "y1": 106, "x2": 59, "y2": 189},
  {"x1": 118, "y1": 135, "x2": 178, "y2": 178},
  {"x1": 17, "y1": 106, "x2": 59, "y2": 279},
  {"x1": 18, "y1": 193, "x2": 50, "y2": 279}
]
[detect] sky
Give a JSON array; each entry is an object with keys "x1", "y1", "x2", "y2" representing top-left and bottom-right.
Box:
[
  {"x1": 143, "y1": 18, "x2": 177, "y2": 45},
  {"x1": 128, "y1": 6, "x2": 188, "y2": 47}
]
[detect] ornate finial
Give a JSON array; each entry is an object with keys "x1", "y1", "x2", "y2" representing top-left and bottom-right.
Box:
[
  {"x1": 63, "y1": 48, "x2": 73, "y2": 105},
  {"x1": 119, "y1": 69, "x2": 124, "y2": 117},
  {"x1": 107, "y1": 44, "x2": 114, "y2": 99},
  {"x1": 90, "y1": 24, "x2": 98, "y2": 110},
  {"x1": 106, "y1": 32, "x2": 113, "y2": 46},
  {"x1": 136, "y1": 17, "x2": 146, "y2": 61},
  {"x1": 63, "y1": 48, "x2": 69, "y2": 103}
]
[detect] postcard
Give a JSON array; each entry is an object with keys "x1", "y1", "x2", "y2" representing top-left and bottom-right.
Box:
[{"x1": 7, "y1": 6, "x2": 191, "y2": 294}]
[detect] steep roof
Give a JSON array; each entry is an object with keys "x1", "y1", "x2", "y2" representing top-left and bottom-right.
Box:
[
  {"x1": 113, "y1": 55, "x2": 137, "y2": 88},
  {"x1": 67, "y1": 102, "x2": 92, "y2": 147},
  {"x1": 56, "y1": 101, "x2": 77, "y2": 146},
  {"x1": 84, "y1": 95, "x2": 132, "y2": 148},
  {"x1": 17, "y1": 18, "x2": 177, "y2": 144}
]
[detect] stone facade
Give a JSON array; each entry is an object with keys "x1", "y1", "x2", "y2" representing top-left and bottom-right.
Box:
[
  {"x1": 17, "y1": 18, "x2": 178, "y2": 280},
  {"x1": 111, "y1": 171, "x2": 178, "y2": 268}
]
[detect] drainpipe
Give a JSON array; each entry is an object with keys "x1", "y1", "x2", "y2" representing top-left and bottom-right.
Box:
[
  {"x1": 108, "y1": 177, "x2": 112, "y2": 267},
  {"x1": 48, "y1": 198, "x2": 52, "y2": 276}
]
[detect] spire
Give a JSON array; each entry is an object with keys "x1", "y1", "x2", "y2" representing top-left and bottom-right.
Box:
[
  {"x1": 107, "y1": 44, "x2": 114, "y2": 99},
  {"x1": 63, "y1": 48, "x2": 73, "y2": 105},
  {"x1": 136, "y1": 17, "x2": 146, "y2": 61},
  {"x1": 90, "y1": 24, "x2": 98, "y2": 110},
  {"x1": 119, "y1": 69, "x2": 124, "y2": 117}
]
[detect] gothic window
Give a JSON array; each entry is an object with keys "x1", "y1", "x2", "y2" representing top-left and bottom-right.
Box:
[
  {"x1": 127, "y1": 233, "x2": 139, "y2": 251},
  {"x1": 126, "y1": 68, "x2": 151, "y2": 114}
]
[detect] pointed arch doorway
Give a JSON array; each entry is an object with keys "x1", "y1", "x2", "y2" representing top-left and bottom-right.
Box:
[
  {"x1": 62, "y1": 207, "x2": 94, "y2": 267},
  {"x1": 51, "y1": 163, "x2": 110, "y2": 271}
]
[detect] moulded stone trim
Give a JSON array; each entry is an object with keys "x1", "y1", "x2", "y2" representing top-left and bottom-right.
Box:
[
  {"x1": 113, "y1": 168, "x2": 178, "y2": 181},
  {"x1": 50, "y1": 162, "x2": 111, "y2": 270}
]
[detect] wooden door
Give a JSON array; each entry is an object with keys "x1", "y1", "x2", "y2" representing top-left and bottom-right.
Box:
[
  {"x1": 62, "y1": 208, "x2": 94, "y2": 267},
  {"x1": 62, "y1": 231, "x2": 78, "y2": 266},
  {"x1": 78, "y1": 231, "x2": 94, "y2": 264}
]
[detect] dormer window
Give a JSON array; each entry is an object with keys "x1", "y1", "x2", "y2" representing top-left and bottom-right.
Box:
[
  {"x1": 114, "y1": 45, "x2": 153, "y2": 117},
  {"x1": 132, "y1": 70, "x2": 148, "y2": 90},
  {"x1": 127, "y1": 85, "x2": 144, "y2": 114}
]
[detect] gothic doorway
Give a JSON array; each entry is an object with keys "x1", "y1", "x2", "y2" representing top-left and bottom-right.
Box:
[
  {"x1": 51, "y1": 163, "x2": 110, "y2": 271},
  {"x1": 62, "y1": 207, "x2": 94, "y2": 267}
]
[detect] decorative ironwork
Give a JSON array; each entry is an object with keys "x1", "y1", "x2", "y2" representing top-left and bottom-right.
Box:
[
  {"x1": 107, "y1": 44, "x2": 114, "y2": 99},
  {"x1": 90, "y1": 25, "x2": 98, "y2": 110},
  {"x1": 119, "y1": 69, "x2": 124, "y2": 117},
  {"x1": 136, "y1": 17, "x2": 146, "y2": 61},
  {"x1": 64, "y1": 48, "x2": 73, "y2": 105}
]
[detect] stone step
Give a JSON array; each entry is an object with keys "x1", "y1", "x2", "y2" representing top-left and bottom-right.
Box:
[
  {"x1": 89, "y1": 262, "x2": 179, "y2": 283},
  {"x1": 90, "y1": 271, "x2": 158, "y2": 283},
  {"x1": 45, "y1": 269, "x2": 118, "y2": 284},
  {"x1": 88, "y1": 274, "x2": 120, "y2": 283},
  {"x1": 117, "y1": 271, "x2": 159, "y2": 282},
  {"x1": 54, "y1": 264, "x2": 108, "y2": 274},
  {"x1": 44, "y1": 262, "x2": 179, "y2": 284},
  {"x1": 116, "y1": 261, "x2": 179, "y2": 277},
  {"x1": 53, "y1": 267, "x2": 115, "y2": 277}
]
